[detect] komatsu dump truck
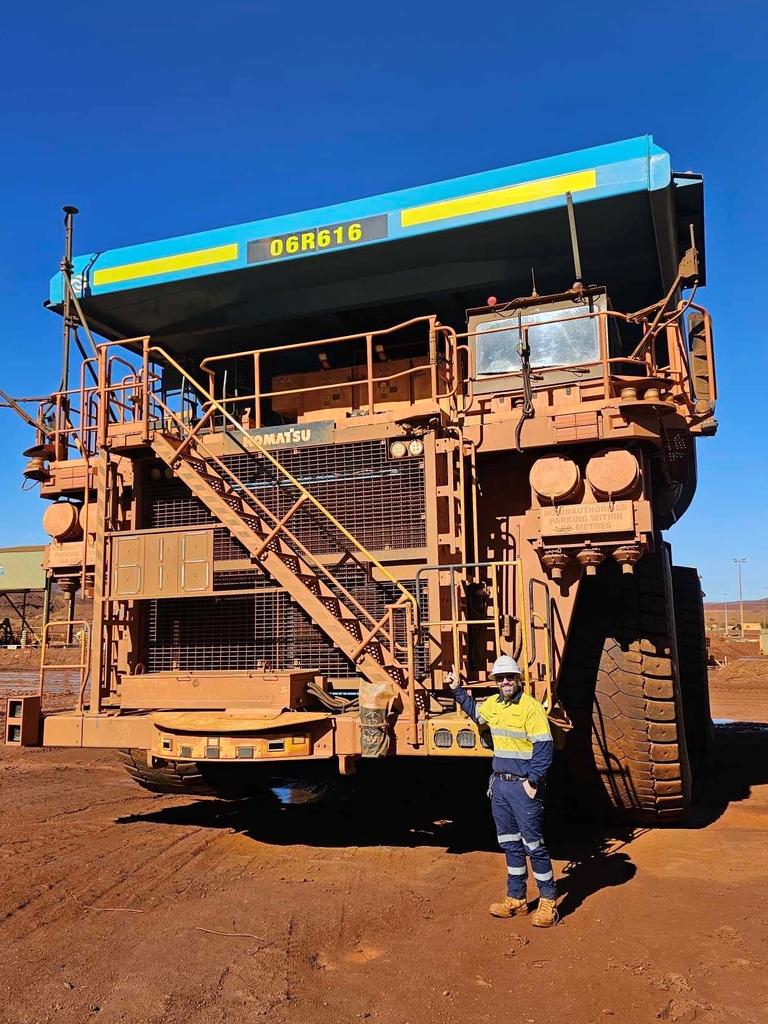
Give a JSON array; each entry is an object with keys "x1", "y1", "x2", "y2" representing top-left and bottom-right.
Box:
[{"x1": 4, "y1": 136, "x2": 717, "y2": 821}]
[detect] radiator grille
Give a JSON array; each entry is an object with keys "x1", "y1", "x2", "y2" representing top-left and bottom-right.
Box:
[
  {"x1": 147, "y1": 480, "x2": 214, "y2": 529},
  {"x1": 220, "y1": 439, "x2": 426, "y2": 552},
  {"x1": 145, "y1": 576, "x2": 428, "y2": 678},
  {"x1": 148, "y1": 442, "x2": 426, "y2": 552},
  {"x1": 143, "y1": 439, "x2": 429, "y2": 677}
]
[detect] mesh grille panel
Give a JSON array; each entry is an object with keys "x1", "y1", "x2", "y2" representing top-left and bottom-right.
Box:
[
  {"x1": 221, "y1": 440, "x2": 426, "y2": 552},
  {"x1": 213, "y1": 570, "x2": 264, "y2": 591},
  {"x1": 147, "y1": 442, "x2": 426, "y2": 553},
  {"x1": 146, "y1": 593, "x2": 288, "y2": 672},
  {"x1": 213, "y1": 529, "x2": 248, "y2": 560},
  {"x1": 147, "y1": 480, "x2": 214, "y2": 528},
  {"x1": 145, "y1": 578, "x2": 428, "y2": 678}
]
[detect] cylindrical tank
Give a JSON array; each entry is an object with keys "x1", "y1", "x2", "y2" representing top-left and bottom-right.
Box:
[
  {"x1": 585, "y1": 449, "x2": 641, "y2": 499},
  {"x1": 529, "y1": 455, "x2": 582, "y2": 503},
  {"x1": 42, "y1": 502, "x2": 83, "y2": 542}
]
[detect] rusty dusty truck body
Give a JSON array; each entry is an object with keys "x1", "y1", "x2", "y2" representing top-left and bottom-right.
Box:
[{"x1": 4, "y1": 136, "x2": 717, "y2": 821}]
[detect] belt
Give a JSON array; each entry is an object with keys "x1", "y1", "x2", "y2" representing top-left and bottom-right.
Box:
[{"x1": 493, "y1": 771, "x2": 527, "y2": 782}]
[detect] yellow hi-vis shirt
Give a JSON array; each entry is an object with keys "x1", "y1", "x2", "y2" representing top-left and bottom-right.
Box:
[{"x1": 476, "y1": 691, "x2": 553, "y2": 781}]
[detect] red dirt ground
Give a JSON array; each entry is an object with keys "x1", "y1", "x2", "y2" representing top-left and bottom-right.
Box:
[
  {"x1": 708, "y1": 645, "x2": 768, "y2": 724},
  {"x1": 1, "y1": 665, "x2": 767, "y2": 1024}
]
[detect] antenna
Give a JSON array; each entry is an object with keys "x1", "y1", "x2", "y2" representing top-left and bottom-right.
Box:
[
  {"x1": 60, "y1": 206, "x2": 79, "y2": 394},
  {"x1": 565, "y1": 191, "x2": 583, "y2": 288}
]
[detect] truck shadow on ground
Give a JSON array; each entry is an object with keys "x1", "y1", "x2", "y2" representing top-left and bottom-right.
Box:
[
  {"x1": 117, "y1": 786, "x2": 640, "y2": 921},
  {"x1": 116, "y1": 722, "x2": 767, "y2": 921},
  {"x1": 686, "y1": 720, "x2": 768, "y2": 826}
]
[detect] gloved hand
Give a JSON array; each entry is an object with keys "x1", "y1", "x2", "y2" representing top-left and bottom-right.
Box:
[{"x1": 446, "y1": 663, "x2": 460, "y2": 690}]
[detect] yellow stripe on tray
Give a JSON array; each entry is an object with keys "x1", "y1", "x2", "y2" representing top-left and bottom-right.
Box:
[
  {"x1": 400, "y1": 169, "x2": 597, "y2": 228},
  {"x1": 93, "y1": 243, "x2": 239, "y2": 286}
]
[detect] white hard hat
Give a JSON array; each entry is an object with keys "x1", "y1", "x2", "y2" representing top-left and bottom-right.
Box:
[{"x1": 490, "y1": 655, "x2": 522, "y2": 678}]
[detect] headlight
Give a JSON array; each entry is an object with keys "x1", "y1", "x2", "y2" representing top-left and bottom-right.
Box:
[
  {"x1": 434, "y1": 728, "x2": 453, "y2": 749},
  {"x1": 390, "y1": 440, "x2": 407, "y2": 459},
  {"x1": 456, "y1": 729, "x2": 476, "y2": 749},
  {"x1": 408, "y1": 438, "x2": 424, "y2": 457}
]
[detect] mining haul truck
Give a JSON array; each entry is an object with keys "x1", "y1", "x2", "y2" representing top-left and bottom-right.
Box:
[{"x1": 4, "y1": 136, "x2": 717, "y2": 822}]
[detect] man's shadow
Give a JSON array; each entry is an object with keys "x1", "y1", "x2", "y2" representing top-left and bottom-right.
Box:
[{"x1": 547, "y1": 822, "x2": 640, "y2": 919}]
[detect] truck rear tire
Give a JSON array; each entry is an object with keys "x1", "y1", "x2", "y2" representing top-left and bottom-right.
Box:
[
  {"x1": 119, "y1": 749, "x2": 285, "y2": 803},
  {"x1": 671, "y1": 565, "x2": 713, "y2": 772},
  {"x1": 558, "y1": 546, "x2": 692, "y2": 823},
  {"x1": 120, "y1": 748, "x2": 218, "y2": 797}
]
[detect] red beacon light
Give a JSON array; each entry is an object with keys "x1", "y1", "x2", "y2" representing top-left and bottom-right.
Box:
[{"x1": 487, "y1": 295, "x2": 497, "y2": 307}]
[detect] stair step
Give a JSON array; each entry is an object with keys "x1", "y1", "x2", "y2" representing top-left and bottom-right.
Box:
[
  {"x1": 341, "y1": 618, "x2": 363, "y2": 641},
  {"x1": 222, "y1": 495, "x2": 245, "y2": 512},
  {"x1": 298, "y1": 573, "x2": 321, "y2": 595},
  {"x1": 240, "y1": 513, "x2": 264, "y2": 531}
]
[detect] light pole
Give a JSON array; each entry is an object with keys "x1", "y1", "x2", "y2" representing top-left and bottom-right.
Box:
[
  {"x1": 723, "y1": 592, "x2": 729, "y2": 635},
  {"x1": 734, "y1": 558, "x2": 746, "y2": 637}
]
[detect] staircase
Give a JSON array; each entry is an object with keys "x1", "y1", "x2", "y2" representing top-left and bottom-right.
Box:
[{"x1": 152, "y1": 432, "x2": 412, "y2": 688}]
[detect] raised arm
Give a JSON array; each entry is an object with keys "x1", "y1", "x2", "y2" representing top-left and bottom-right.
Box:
[{"x1": 446, "y1": 666, "x2": 486, "y2": 725}]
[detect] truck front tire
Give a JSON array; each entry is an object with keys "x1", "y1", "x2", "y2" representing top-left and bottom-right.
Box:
[
  {"x1": 119, "y1": 749, "x2": 219, "y2": 797},
  {"x1": 558, "y1": 546, "x2": 693, "y2": 822}
]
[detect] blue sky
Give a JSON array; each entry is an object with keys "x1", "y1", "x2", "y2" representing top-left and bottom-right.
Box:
[{"x1": 1, "y1": 0, "x2": 766, "y2": 601}]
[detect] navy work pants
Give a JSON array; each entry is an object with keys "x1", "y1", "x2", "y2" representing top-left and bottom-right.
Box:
[{"x1": 490, "y1": 775, "x2": 557, "y2": 900}]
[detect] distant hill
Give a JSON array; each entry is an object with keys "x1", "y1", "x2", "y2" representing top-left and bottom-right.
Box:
[{"x1": 704, "y1": 598, "x2": 767, "y2": 628}]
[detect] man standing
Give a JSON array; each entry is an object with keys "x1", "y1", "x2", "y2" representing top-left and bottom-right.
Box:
[{"x1": 447, "y1": 655, "x2": 558, "y2": 927}]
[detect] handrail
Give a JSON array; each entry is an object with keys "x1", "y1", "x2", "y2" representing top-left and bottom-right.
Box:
[
  {"x1": 38, "y1": 619, "x2": 91, "y2": 711},
  {"x1": 415, "y1": 559, "x2": 529, "y2": 688},
  {"x1": 681, "y1": 301, "x2": 717, "y2": 409},
  {"x1": 200, "y1": 314, "x2": 439, "y2": 368},
  {"x1": 530, "y1": 612, "x2": 551, "y2": 711},
  {"x1": 198, "y1": 315, "x2": 456, "y2": 426},
  {"x1": 147, "y1": 346, "x2": 417, "y2": 613}
]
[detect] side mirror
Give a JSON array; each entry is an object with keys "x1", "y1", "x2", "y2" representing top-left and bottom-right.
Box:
[
  {"x1": 688, "y1": 312, "x2": 716, "y2": 409},
  {"x1": 687, "y1": 311, "x2": 718, "y2": 436}
]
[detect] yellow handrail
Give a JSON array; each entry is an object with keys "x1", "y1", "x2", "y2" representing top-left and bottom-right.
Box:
[
  {"x1": 530, "y1": 611, "x2": 552, "y2": 711},
  {"x1": 147, "y1": 345, "x2": 418, "y2": 612}
]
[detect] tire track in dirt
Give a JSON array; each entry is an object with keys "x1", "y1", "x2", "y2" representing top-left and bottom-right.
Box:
[{"x1": 0, "y1": 823, "x2": 213, "y2": 937}]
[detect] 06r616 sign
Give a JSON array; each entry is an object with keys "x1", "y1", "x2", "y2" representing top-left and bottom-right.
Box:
[{"x1": 247, "y1": 214, "x2": 388, "y2": 263}]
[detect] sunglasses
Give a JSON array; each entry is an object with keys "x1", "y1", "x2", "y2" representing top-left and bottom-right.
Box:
[{"x1": 497, "y1": 674, "x2": 520, "y2": 681}]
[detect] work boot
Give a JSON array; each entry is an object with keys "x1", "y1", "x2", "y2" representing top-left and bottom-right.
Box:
[
  {"x1": 531, "y1": 897, "x2": 558, "y2": 928},
  {"x1": 489, "y1": 895, "x2": 529, "y2": 918}
]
